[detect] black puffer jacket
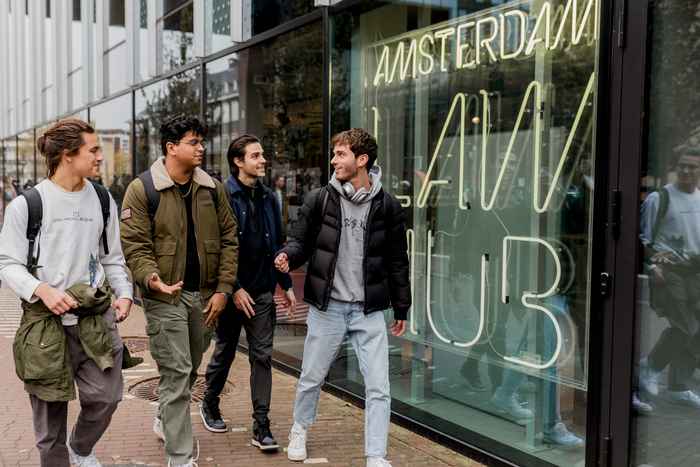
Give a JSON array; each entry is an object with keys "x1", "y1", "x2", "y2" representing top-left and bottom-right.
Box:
[{"x1": 280, "y1": 186, "x2": 411, "y2": 320}]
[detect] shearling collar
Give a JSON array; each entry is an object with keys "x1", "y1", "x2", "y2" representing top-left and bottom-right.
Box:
[{"x1": 150, "y1": 157, "x2": 216, "y2": 191}]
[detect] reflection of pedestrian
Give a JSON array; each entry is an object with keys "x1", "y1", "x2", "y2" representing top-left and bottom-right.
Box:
[{"x1": 639, "y1": 147, "x2": 700, "y2": 408}]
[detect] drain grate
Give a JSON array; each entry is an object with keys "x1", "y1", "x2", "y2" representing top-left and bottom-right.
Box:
[
  {"x1": 122, "y1": 336, "x2": 149, "y2": 353},
  {"x1": 128, "y1": 375, "x2": 234, "y2": 402}
]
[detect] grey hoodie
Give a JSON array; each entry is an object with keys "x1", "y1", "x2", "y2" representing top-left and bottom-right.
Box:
[{"x1": 328, "y1": 165, "x2": 383, "y2": 303}]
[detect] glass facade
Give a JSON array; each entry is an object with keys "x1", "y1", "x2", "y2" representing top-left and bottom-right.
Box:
[
  {"x1": 90, "y1": 93, "x2": 133, "y2": 208},
  {"x1": 159, "y1": 1, "x2": 195, "y2": 73},
  {"x1": 5, "y1": 1, "x2": 694, "y2": 466},
  {"x1": 134, "y1": 68, "x2": 201, "y2": 173},
  {"x1": 327, "y1": 2, "x2": 598, "y2": 465},
  {"x1": 631, "y1": 2, "x2": 700, "y2": 467}
]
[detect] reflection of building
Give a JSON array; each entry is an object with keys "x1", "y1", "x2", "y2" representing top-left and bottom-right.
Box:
[{"x1": 2, "y1": 2, "x2": 700, "y2": 467}]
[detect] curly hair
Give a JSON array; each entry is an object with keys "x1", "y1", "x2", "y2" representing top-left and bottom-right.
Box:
[
  {"x1": 160, "y1": 114, "x2": 207, "y2": 156},
  {"x1": 331, "y1": 128, "x2": 378, "y2": 170},
  {"x1": 37, "y1": 118, "x2": 95, "y2": 178}
]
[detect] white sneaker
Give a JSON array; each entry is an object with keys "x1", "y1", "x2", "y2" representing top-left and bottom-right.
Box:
[
  {"x1": 367, "y1": 457, "x2": 392, "y2": 467},
  {"x1": 639, "y1": 358, "x2": 661, "y2": 396},
  {"x1": 287, "y1": 422, "x2": 308, "y2": 461},
  {"x1": 668, "y1": 390, "x2": 700, "y2": 408},
  {"x1": 67, "y1": 443, "x2": 102, "y2": 467},
  {"x1": 491, "y1": 392, "x2": 534, "y2": 420},
  {"x1": 153, "y1": 417, "x2": 165, "y2": 442}
]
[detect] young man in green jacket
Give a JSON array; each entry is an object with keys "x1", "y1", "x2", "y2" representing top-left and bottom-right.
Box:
[
  {"x1": 120, "y1": 115, "x2": 238, "y2": 467},
  {"x1": 0, "y1": 118, "x2": 133, "y2": 467}
]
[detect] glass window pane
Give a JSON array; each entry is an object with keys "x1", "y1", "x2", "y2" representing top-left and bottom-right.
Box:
[
  {"x1": 1, "y1": 139, "x2": 19, "y2": 227},
  {"x1": 90, "y1": 93, "x2": 133, "y2": 208},
  {"x1": 252, "y1": 0, "x2": 315, "y2": 36},
  {"x1": 35, "y1": 124, "x2": 49, "y2": 183},
  {"x1": 206, "y1": 22, "x2": 323, "y2": 346},
  {"x1": 159, "y1": 2, "x2": 194, "y2": 73},
  {"x1": 135, "y1": 68, "x2": 201, "y2": 174},
  {"x1": 164, "y1": 0, "x2": 190, "y2": 15},
  {"x1": 206, "y1": 0, "x2": 231, "y2": 54},
  {"x1": 105, "y1": 43, "x2": 128, "y2": 95},
  {"x1": 17, "y1": 131, "x2": 35, "y2": 193},
  {"x1": 327, "y1": 2, "x2": 600, "y2": 465},
  {"x1": 631, "y1": 3, "x2": 700, "y2": 467}
]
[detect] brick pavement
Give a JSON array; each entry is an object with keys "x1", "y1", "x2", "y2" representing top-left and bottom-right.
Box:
[{"x1": 0, "y1": 288, "x2": 483, "y2": 467}]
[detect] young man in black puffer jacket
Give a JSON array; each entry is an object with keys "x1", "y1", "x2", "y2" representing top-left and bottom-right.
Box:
[{"x1": 275, "y1": 128, "x2": 410, "y2": 467}]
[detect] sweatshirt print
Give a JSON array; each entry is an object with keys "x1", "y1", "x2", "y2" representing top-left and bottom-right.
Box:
[
  {"x1": 0, "y1": 179, "x2": 133, "y2": 325},
  {"x1": 329, "y1": 166, "x2": 383, "y2": 303}
]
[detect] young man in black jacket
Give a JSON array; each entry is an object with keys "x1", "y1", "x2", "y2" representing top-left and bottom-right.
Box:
[
  {"x1": 201, "y1": 134, "x2": 296, "y2": 451},
  {"x1": 275, "y1": 128, "x2": 410, "y2": 467}
]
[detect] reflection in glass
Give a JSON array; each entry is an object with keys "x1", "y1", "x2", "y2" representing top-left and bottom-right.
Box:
[
  {"x1": 35, "y1": 124, "x2": 50, "y2": 183},
  {"x1": 135, "y1": 68, "x2": 201, "y2": 173},
  {"x1": 206, "y1": 22, "x2": 323, "y2": 229},
  {"x1": 207, "y1": 22, "x2": 324, "y2": 355},
  {"x1": 328, "y1": 2, "x2": 599, "y2": 466},
  {"x1": 17, "y1": 132, "x2": 35, "y2": 194},
  {"x1": 252, "y1": 0, "x2": 315, "y2": 36},
  {"x1": 206, "y1": 0, "x2": 231, "y2": 54},
  {"x1": 105, "y1": 0, "x2": 128, "y2": 95},
  {"x1": 632, "y1": 2, "x2": 700, "y2": 466},
  {"x1": 91, "y1": 93, "x2": 133, "y2": 208},
  {"x1": 159, "y1": 2, "x2": 194, "y2": 73}
]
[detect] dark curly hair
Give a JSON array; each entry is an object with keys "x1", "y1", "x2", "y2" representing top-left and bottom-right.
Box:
[
  {"x1": 160, "y1": 115, "x2": 207, "y2": 156},
  {"x1": 331, "y1": 128, "x2": 378, "y2": 170}
]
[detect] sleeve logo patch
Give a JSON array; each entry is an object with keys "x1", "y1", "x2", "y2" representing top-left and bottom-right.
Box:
[{"x1": 120, "y1": 208, "x2": 132, "y2": 221}]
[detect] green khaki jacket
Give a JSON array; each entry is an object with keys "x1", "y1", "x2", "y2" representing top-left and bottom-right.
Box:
[
  {"x1": 120, "y1": 157, "x2": 238, "y2": 304},
  {"x1": 13, "y1": 284, "x2": 115, "y2": 402}
]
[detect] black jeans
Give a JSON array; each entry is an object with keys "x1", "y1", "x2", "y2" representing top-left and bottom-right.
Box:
[
  {"x1": 204, "y1": 291, "x2": 276, "y2": 425},
  {"x1": 648, "y1": 268, "x2": 700, "y2": 391}
]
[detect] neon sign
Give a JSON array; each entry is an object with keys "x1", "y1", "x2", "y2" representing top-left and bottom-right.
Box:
[{"x1": 371, "y1": 0, "x2": 598, "y2": 87}]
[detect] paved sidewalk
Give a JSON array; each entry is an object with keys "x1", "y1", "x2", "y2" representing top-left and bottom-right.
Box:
[{"x1": 0, "y1": 288, "x2": 483, "y2": 467}]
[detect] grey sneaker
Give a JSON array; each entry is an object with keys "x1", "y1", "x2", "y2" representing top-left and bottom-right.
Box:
[
  {"x1": 543, "y1": 422, "x2": 584, "y2": 448},
  {"x1": 67, "y1": 443, "x2": 102, "y2": 467},
  {"x1": 491, "y1": 391, "x2": 533, "y2": 421},
  {"x1": 668, "y1": 390, "x2": 700, "y2": 408},
  {"x1": 639, "y1": 358, "x2": 661, "y2": 396}
]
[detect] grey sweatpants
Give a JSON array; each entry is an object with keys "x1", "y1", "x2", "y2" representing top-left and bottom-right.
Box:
[{"x1": 30, "y1": 307, "x2": 124, "y2": 467}]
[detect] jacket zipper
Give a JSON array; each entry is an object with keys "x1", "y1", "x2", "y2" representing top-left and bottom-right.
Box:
[
  {"x1": 324, "y1": 191, "x2": 342, "y2": 310},
  {"x1": 361, "y1": 197, "x2": 380, "y2": 313}
]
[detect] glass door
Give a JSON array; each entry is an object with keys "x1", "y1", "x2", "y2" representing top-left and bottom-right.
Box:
[{"x1": 627, "y1": 1, "x2": 700, "y2": 466}]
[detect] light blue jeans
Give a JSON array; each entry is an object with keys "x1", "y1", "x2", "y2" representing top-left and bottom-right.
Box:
[{"x1": 293, "y1": 300, "x2": 391, "y2": 458}]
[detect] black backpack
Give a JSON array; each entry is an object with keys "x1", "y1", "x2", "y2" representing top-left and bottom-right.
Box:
[
  {"x1": 21, "y1": 180, "x2": 111, "y2": 276},
  {"x1": 137, "y1": 170, "x2": 219, "y2": 220}
]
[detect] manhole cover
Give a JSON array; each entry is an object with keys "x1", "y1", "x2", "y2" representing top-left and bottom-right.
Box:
[
  {"x1": 128, "y1": 375, "x2": 234, "y2": 402},
  {"x1": 122, "y1": 336, "x2": 149, "y2": 353}
]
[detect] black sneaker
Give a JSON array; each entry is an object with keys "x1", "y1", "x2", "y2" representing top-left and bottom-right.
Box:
[
  {"x1": 251, "y1": 421, "x2": 279, "y2": 451},
  {"x1": 200, "y1": 401, "x2": 227, "y2": 433}
]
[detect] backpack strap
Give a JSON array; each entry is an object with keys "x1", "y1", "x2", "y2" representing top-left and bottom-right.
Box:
[
  {"x1": 138, "y1": 170, "x2": 219, "y2": 221},
  {"x1": 651, "y1": 187, "x2": 670, "y2": 243},
  {"x1": 19, "y1": 187, "x2": 43, "y2": 276},
  {"x1": 138, "y1": 170, "x2": 160, "y2": 221},
  {"x1": 89, "y1": 180, "x2": 111, "y2": 255}
]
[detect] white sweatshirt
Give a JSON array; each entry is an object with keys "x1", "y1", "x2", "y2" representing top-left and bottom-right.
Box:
[{"x1": 0, "y1": 179, "x2": 133, "y2": 325}]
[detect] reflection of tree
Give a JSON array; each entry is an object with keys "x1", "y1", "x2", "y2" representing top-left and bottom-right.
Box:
[
  {"x1": 253, "y1": 25, "x2": 323, "y2": 168},
  {"x1": 646, "y1": 1, "x2": 700, "y2": 175},
  {"x1": 135, "y1": 70, "x2": 200, "y2": 173},
  {"x1": 162, "y1": 6, "x2": 194, "y2": 70}
]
